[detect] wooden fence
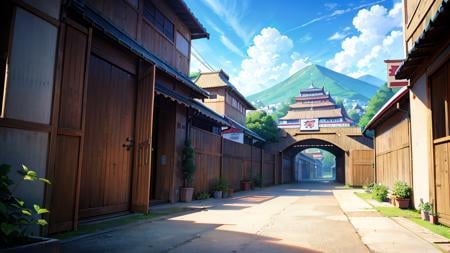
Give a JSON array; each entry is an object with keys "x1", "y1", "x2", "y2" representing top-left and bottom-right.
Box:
[{"x1": 190, "y1": 127, "x2": 276, "y2": 194}]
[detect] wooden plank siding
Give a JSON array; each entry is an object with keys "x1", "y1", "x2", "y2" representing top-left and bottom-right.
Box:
[
  {"x1": 374, "y1": 111, "x2": 412, "y2": 188},
  {"x1": 349, "y1": 150, "x2": 375, "y2": 186},
  {"x1": 433, "y1": 140, "x2": 450, "y2": 225},
  {"x1": 190, "y1": 127, "x2": 221, "y2": 194},
  {"x1": 84, "y1": 0, "x2": 191, "y2": 75}
]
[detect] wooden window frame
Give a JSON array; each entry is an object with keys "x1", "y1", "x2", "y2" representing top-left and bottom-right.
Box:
[
  {"x1": 0, "y1": 2, "x2": 59, "y2": 133},
  {"x1": 143, "y1": 0, "x2": 174, "y2": 42}
]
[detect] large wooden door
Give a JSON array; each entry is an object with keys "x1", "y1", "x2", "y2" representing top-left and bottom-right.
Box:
[{"x1": 79, "y1": 54, "x2": 136, "y2": 218}]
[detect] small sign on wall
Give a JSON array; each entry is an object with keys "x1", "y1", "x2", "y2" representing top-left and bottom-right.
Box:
[
  {"x1": 300, "y1": 119, "x2": 319, "y2": 131},
  {"x1": 223, "y1": 132, "x2": 244, "y2": 143},
  {"x1": 385, "y1": 59, "x2": 409, "y2": 88}
]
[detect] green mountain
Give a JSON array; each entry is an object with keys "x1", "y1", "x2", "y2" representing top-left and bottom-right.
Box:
[{"x1": 247, "y1": 64, "x2": 378, "y2": 106}]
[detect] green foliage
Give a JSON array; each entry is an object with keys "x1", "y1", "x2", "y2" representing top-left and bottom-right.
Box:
[
  {"x1": 392, "y1": 181, "x2": 411, "y2": 199},
  {"x1": 252, "y1": 175, "x2": 262, "y2": 188},
  {"x1": 182, "y1": 140, "x2": 196, "y2": 187},
  {"x1": 359, "y1": 83, "x2": 397, "y2": 129},
  {"x1": 271, "y1": 97, "x2": 295, "y2": 121},
  {"x1": 371, "y1": 184, "x2": 388, "y2": 202},
  {"x1": 419, "y1": 201, "x2": 432, "y2": 212},
  {"x1": 212, "y1": 178, "x2": 228, "y2": 192},
  {"x1": 321, "y1": 151, "x2": 335, "y2": 172},
  {"x1": 246, "y1": 111, "x2": 279, "y2": 142},
  {"x1": 0, "y1": 164, "x2": 51, "y2": 247},
  {"x1": 189, "y1": 71, "x2": 200, "y2": 80},
  {"x1": 195, "y1": 192, "x2": 210, "y2": 200},
  {"x1": 363, "y1": 183, "x2": 375, "y2": 193},
  {"x1": 348, "y1": 109, "x2": 361, "y2": 124}
]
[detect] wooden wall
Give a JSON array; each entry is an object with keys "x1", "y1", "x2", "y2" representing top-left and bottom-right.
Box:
[
  {"x1": 348, "y1": 150, "x2": 374, "y2": 186},
  {"x1": 85, "y1": 0, "x2": 192, "y2": 74},
  {"x1": 190, "y1": 127, "x2": 276, "y2": 194},
  {"x1": 190, "y1": 127, "x2": 221, "y2": 194},
  {"x1": 433, "y1": 140, "x2": 450, "y2": 226},
  {"x1": 374, "y1": 111, "x2": 412, "y2": 188}
]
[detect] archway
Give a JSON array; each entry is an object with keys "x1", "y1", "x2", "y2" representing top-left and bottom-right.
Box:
[{"x1": 282, "y1": 138, "x2": 346, "y2": 184}]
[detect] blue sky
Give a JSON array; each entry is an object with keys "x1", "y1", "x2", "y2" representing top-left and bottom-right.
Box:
[{"x1": 185, "y1": 0, "x2": 404, "y2": 95}]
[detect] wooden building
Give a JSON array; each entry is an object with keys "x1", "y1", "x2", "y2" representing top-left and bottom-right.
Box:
[
  {"x1": 364, "y1": 88, "x2": 412, "y2": 195},
  {"x1": 278, "y1": 85, "x2": 353, "y2": 129},
  {"x1": 0, "y1": 0, "x2": 222, "y2": 234},
  {"x1": 194, "y1": 70, "x2": 265, "y2": 144},
  {"x1": 394, "y1": 0, "x2": 450, "y2": 225}
]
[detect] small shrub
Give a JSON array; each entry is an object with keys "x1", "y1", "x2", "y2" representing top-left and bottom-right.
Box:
[
  {"x1": 371, "y1": 184, "x2": 388, "y2": 202},
  {"x1": 392, "y1": 181, "x2": 411, "y2": 199},
  {"x1": 252, "y1": 175, "x2": 262, "y2": 188},
  {"x1": 363, "y1": 183, "x2": 375, "y2": 193},
  {"x1": 212, "y1": 178, "x2": 228, "y2": 192},
  {"x1": 419, "y1": 201, "x2": 432, "y2": 212},
  {"x1": 0, "y1": 164, "x2": 51, "y2": 247},
  {"x1": 195, "y1": 192, "x2": 210, "y2": 200},
  {"x1": 182, "y1": 140, "x2": 195, "y2": 187}
]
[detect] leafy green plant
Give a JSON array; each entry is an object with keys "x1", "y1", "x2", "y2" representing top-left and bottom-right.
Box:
[
  {"x1": 419, "y1": 201, "x2": 432, "y2": 212},
  {"x1": 392, "y1": 181, "x2": 411, "y2": 199},
  {"x1": 195, "y1": 192, "x2": 210, "y2": 200},
  {"x1": 363, "y1": 183, "x2": 375, "y2": 193},
  {"x1": 371, "y1": 184, "x2": 388, "y2": 202},
  {"x1": 212, "y1": 178, "x2": 228, "y2": 192},
  {"x1": 182, "y1": 140, "x2": 196, "y2": 187},
  {"x1": 252, "y1": 175, "x2": 262, "y2": 188},
  {"x1": 0, "y1": 164, "x2": 51, "y2": 247}
]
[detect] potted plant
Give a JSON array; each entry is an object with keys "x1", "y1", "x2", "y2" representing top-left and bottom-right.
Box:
[
  {"x1": 0, "y1": 164, "x2": 59, "y2": 253},
  {"x1": 180, "y1": 140, "x2": 196, "y2": 202},
  {"x1": 240, "y1": 178, "x2": 251, "y2": 191},
  {"x1": 392, "y1": 181, "x2": 411, "y2": 209},
  {"x1": 252, "y1": 175, "x2": 263, "y2": 189},
  {"x1": 212, "y1": 178, "x2": 228, "y2": 199},
  {"x1": 418, "y1": 201, "x2": 431, "y2": 221},
  {"x1": 429, "y1": 210, "x2": 438, "y2": 224}
]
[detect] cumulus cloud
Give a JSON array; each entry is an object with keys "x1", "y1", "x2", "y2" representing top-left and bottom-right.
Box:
[
  {"x1": 326, "y1": 2, "x2": 404, "y2": 78},
  {"x1": 230, "y1": 27, "x2": 310, "y2": 95}
]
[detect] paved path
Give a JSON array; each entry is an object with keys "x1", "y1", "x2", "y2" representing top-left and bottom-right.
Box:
[{"x1": 62, "y1": 183, "x2": 438, "y2": 253}]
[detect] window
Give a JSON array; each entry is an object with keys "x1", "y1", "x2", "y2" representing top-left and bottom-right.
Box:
[
  {"x1": 175, "y1": 32, "x2": 189, "y2": 57},
  {"x1": 143, "y1": 0, "x2": 174, "y2": 42},
  {"x1": 430, "y1": 61, "x2": 450, "y2": 139},
  {"x1": 2, "y1": 7, "x2": 57, "y2": 124},
  {"x1": 0, "y1": 2, "x2": 13, "y2": 116},
  {"x1": 209, "y1": 93, "x2": 217, "y2": 99}
]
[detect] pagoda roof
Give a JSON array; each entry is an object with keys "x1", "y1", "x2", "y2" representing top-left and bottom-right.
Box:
[
  {"x1": 296, "y1": 95, "x2": 330, "y2": 101},
  {"x1": 280, "y1": 108, "x2": 344, "y2": 120},
  {"x1": 290, "y1": 101, "x2": 336, "y2": 109}
]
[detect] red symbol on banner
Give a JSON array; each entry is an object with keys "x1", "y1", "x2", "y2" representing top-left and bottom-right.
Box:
[
  {"x1": 388, "y1": 64, "x2": 399, "y2": 76},
  {"x1": 303, "y1": 120, "x2": 316, "y2": 128}
]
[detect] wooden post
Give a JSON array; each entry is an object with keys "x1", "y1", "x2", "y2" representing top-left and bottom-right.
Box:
[{"x1": 220, "y1": 136, "x2": 224, "y2": 178}]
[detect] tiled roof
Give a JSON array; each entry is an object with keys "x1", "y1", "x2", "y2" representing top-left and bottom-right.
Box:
[
  {"x1": 280, "y1": 108, "x2": 344, "y2": 120},
  {"x1": 289, "y1": 101, "x2": 336, "y2": 109},
  {"x1": 194, "y1": 70, "x2": 256, "y2": 110}
]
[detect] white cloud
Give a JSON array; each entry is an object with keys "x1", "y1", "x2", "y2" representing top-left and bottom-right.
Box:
[
  {"x1": 286, "y1": 0, "x2": 388, "y2": 33},
  {"x1": 230, "y1": 27, "x2": 310, "y2": 95},
  {"x1": 290, "y1": 57, "x2": 311, "y2": 75},
  {"x1": 328, "y1": 32, "x2": 346, "y2": 40},
  {"x1": 201, "y1": 0, "x2": 256, "y2": 44},
  {"x1": 220, "y1": 34, "x2": 245, "y2": 57},
  {"x1": 326, "y1": 2, "x2": 404, "y2": 78}
]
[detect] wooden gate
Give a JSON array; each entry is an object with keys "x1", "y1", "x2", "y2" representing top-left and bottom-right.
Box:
[
  {"x1": 348, "y1": 150, "x2": 374, "y2": 186},
  {"x1": 79, "y1": 53, "x2": 136, "y2": 218},
  {"x1": 434, "y1": 141, "x2": 450, "y2": 225}
]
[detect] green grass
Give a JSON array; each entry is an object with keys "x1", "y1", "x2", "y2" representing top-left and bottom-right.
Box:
[
  {"x1": 54, "y1": 207, "x2": 192, "y2": 240},
  {"x1": 355, "y1": 193, "x2": 450, "y2": 240}
]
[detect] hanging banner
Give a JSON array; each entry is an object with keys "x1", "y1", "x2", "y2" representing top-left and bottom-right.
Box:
[
  {"x1": 300, "y1": 118, "x2": 319, "y2": 131},
  {"x1": 385, "y1": 59, "x2": 409, "y2": 88}
]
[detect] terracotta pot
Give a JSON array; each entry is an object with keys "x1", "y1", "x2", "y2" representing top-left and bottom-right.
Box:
[
  {"x1": 421, "y1": 210, "x2": 430, "y2": 221},
  {"x1": 2, "y1": 237, "x2": 60, "y2": 253},
  {"x1": 213, "y1": 191, "x2": 223, "y2": 199},
  {"x1": 395, "y1": 198, "x2": 410, "y2": 209},
  {"x1": 180, "y1": 187, "x2": 194, "y2": 202},
  {"x1": 429, "y1": 215, "x2": 438, "y2": 224},
  {"x1": 241, "y1": 181, "x2": 251, "y2": 191}
]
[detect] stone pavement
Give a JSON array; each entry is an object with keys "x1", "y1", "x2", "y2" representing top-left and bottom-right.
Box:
[
  {"x1": 61, "y1": 183, "x2": 442, "y2": 253},
  {"x1": 333, "y1": 189, "x2": 440, "y2": 253}
]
